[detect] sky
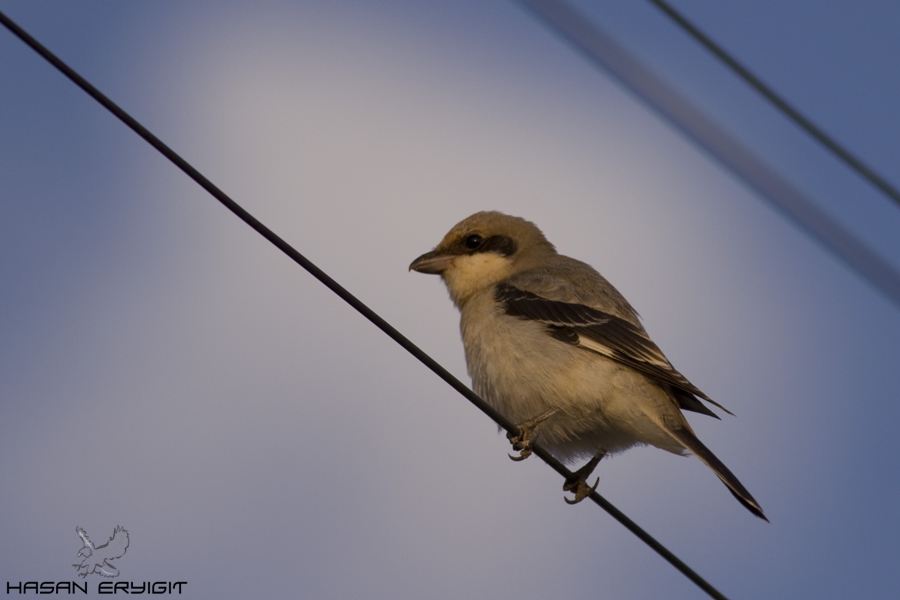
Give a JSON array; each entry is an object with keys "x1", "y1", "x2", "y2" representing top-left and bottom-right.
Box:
[{"x1": 1, "y1": 1, "x2": 898, "y2": 598}]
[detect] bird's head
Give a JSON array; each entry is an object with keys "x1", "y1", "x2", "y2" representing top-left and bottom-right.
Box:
[{"x1": 409, "y1": 211, "x2": 556, "y2": 307}]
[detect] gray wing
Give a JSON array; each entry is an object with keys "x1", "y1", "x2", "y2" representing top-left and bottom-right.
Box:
[
  {"x1": 99, "y1": 526, "x2": 129, "y2": 560},
  {"x1": 496, "y1": 283, "x2": 732, "y2": 417},
  {"x1": 76, "y1": 527, "x2": 93, "y2": 549}
]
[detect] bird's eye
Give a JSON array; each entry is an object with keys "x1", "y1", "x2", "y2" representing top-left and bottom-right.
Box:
[{"x1": 464, "y1": 234, "x2": 484, "y2": 250}]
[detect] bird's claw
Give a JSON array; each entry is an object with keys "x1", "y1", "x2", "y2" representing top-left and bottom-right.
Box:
[
  {"x1": 507, "y1": 448, "x2": 532, "y2": 461},
  {"x1": 563, "y1": 476, "x2": 599, "y2": 504},
  {"x1": 506, "y1": 409, "x2": 558, "y2": 462},
  {"x1": 562, "y1": 449, "x2": 606, "y2": 504},
  {"x1": 507, "y1": 435, "x2": 533, "y2": 461}
]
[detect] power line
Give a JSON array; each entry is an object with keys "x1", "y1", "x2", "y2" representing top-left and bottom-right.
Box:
[
  {"x1": 0, "y1": 10, "x2": 729, "y2": 600},
  {"x1": 516, "y1": 0, "x2": 900, "y2": 310},
  {"x1": 647, "y1": 0, "x2": 900, "y2": 211}
]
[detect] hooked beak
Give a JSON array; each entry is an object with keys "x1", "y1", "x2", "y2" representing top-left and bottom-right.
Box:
[{"x1": 409, "y1": 250, "x2": 454, "y2": 274}]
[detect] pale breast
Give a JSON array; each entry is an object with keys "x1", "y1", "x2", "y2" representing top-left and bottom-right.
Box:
[{"x1": 458, "y1": 288, "x2": 687, "y2": 460}]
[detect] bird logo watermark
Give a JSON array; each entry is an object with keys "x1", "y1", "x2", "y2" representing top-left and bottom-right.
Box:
[
  {"x1": 72, "y1": 525, "x2": 129, "y2": 578},
  {"x1": 6, "y1": 525, "x2": 186, "y2": 593}
]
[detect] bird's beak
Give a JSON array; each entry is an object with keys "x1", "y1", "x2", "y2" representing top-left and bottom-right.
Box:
[{"x1": 409, "y1": 249, "x2": 454, "y2": 274}]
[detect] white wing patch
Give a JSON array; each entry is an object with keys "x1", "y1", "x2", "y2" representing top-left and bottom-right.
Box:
[{"x1": 575, "y1": 334, "x2": 672, "y2": 369}]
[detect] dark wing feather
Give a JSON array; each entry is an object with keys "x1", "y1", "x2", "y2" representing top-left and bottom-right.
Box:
[{"x1": 496, "y1": 283, "x2": 732, "y2": 417}]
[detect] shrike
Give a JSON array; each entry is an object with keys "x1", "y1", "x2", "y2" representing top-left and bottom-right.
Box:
[{"x1": 410, "y1": 211, "x2": 765, "y2": 520}]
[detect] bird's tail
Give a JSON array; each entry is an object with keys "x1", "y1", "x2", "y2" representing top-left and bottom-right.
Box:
[{"x1": 668, "y1": 426, "x2": 767, "y2": 521}]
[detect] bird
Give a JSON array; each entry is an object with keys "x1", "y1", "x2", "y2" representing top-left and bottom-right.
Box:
[
  {"x1": 409, "y1": 211, "x2": 766, "y2": 520},
  {"x1": 72, "y1": 526, "x2": 130, "y2": 578}
]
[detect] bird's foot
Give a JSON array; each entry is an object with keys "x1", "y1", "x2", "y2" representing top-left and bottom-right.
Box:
[
  {"x1": 507, "y1": 409, "x2": 558, "y2": 461},
  {"x1": 563, "y1": 476, "x2": 599, "y2": 504},
  {"x1": 563, "y1": 449, "x2": 606, "y2": 504}
]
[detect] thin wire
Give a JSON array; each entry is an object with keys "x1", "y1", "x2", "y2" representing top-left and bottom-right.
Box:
[
  {"x1": 0, "y1": 10, "x2": 728, "y2": 600},
  {"x1": 516, "y1": 0, "x2": 900, "y2": 310},
  {"x1": 648, "y1": 0, "x2": 900, "y2": 210}
]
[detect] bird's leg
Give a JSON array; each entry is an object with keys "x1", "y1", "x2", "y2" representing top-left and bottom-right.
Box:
[
  {"x1": 563, "y1": 449, "x2": 607, "y2": 504},
  {"x1": 507, "y1": 408, "x2": 558, "y2": 461}
]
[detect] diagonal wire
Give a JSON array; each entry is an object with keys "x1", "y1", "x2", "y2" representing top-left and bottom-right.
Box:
[
  {"x1": 647, "y1": 0, "x2": 900, "y2": 210},
  {"x1": 516, "y1": 0, "x2": 900, "y2": 310},
  {"x1": 0, "y1": 10, "x2": 729, "y2": 600}
]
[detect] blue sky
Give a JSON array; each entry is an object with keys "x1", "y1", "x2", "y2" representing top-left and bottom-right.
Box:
[{"x1": 2, "y1": 2, "x2": 898, "y2": 598}]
